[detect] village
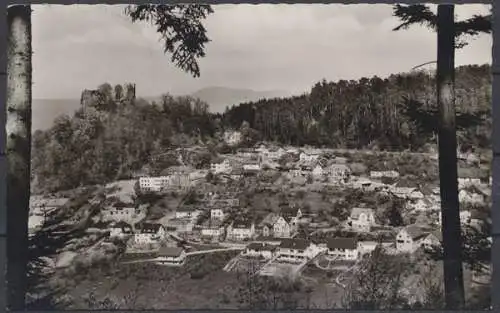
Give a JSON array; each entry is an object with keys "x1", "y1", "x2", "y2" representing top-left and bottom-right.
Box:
[{"x1": 28, "y1": 134, "x2": 492, "y2": 290}]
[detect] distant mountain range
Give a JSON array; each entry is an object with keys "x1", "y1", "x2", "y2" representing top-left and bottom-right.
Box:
[{"x1": 32, "y1": 86, "x2": 292, "y2": 132}]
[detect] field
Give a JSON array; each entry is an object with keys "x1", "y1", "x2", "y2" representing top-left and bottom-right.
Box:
[{"x1": 62, "y1": 251, "x2": 241, "y2": 309}]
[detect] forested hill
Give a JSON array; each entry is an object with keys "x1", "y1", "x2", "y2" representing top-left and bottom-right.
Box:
[
  {"x1": 32, "y1": 64, "x2": 491, "y2": 194},
  {"x1": 222, "y1": 64, "x2": 491, "y2": 151}
]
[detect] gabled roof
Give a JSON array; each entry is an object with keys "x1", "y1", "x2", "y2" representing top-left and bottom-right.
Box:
[
  {"x1": 158, "y1": 247, "x2": 184, "y2": 257},
  {"x1": 279, "y1": 238, "x2": 310, "y2": 250},
  {"x1": 404, "y1": 225, "x2": 427, "y2": 240},
  {"x1": 246, "y1": 242, "x2": 278, "y2": 252},
  {"x1": 326, "y1": 237, "x2": 358, "y2": 250},
  {"x1": 232, "y1": 218, "x2": 254, "y2": 229}
]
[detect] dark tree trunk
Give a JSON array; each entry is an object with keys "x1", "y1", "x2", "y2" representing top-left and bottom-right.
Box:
[
  {"x1": 6, "y1": 5, "x2": 32, "y2": 310},
  {"x1": 436, "y1": 4, "x2": 465, "y2": 310}
]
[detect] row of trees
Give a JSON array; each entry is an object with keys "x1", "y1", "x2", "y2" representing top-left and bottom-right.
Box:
[
  {"x1": 31, "y1": 89, "x2": 219, "y2": 193},
  {"x1": 222, "y1": 65, "x2": 490, "y2": 150}
]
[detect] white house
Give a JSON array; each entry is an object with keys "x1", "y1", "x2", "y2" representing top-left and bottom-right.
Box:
[
  {"x1": 299, "y1": 152, "x2": 320, "y2": 163},
  {"x1": 156, "y1": 247, "x2": 186, "y2": 266},
  {"x1": 200, "y1": 221, "x2": 226, "y2": 240},
  {"x1": 138, "y1": 176, "x2": 170, "y2": 193},
  {"x1": 357, "y1": 241, "x2": 379, "y2": 255},
  {"x1": 134, "y1": 223, "x2": 166, "y2": 245},
  {"x1": 243, "y1": 242, "x2": 278, "y2": 259},
  {"x1": 175, "y1": 206, "x2": 202, "y2": 220},
  {"x1": 409, "y1": 198, "x2": 438, "y2": 212},
  {"x1": 102, "y1": 202, "x2": 137, "y2": 222},
  {"x1": 243, "y1": 163, "x2": 261, "y2": 173},
  {"x1": 226, "y1": 219, "x2": 256, "y2": 241},
  {"x1": 210, "y1": 208, "x2": 226, "y2": 220},
  {"x1": 223, "y1": 130, "x2": 242, "y2": 146},
  {"x1": 348, "y1": 207, "x2": 376, "y2": 232},
  {"x1": 327, "y1": 164, "x2": 351, "y2": 182},
  {"x1": 277, "y1": 238, "x2": 317, "y2": 261},
  {"x1": 396, "y1": 225, "x2": 428, "y2": 253},
  {"x1": 312, "y1": 165, "x2": 324, "y2": 177},
  {"x1": 326, "y1": 237, "x2": 359, "y2": 260},
  {"x1": 210, "y1": 159, "x2": 233, "y2": 174},
  {"x1": 459, "y1": 190, "x2": 484, "y2": 204},
  {"x1": 370, "y1": 170, "x2": 400, "y2": 179}
]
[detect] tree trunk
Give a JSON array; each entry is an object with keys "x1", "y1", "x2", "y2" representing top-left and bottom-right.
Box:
[
  {"x1": 490, "y1": 1, "x2": 500, "y2": 310},
  {"x1": 436, "y1": 4, "x2": 465, "y2": 310},
  {"x1": 6, "y1": 5, "x2": 32, "y2": 310}
]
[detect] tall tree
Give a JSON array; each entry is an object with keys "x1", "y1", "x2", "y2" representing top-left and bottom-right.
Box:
[
  {"x1": 6, "y1": 5, "x2": 32, "y2": 310},
  {"x1": 393, "y1": 4, "x2": 492, "y2": 309},
  {"x1": 15, "y1": 4, "x2": 214, "y2": 309},
  {"x1": 435, "y1": 5, "x2": 464, "y2": 309}
]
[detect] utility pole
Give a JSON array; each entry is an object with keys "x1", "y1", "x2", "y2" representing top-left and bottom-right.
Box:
[{"x1": 436, "y1": 4, "x2": 465, "y2": 309}]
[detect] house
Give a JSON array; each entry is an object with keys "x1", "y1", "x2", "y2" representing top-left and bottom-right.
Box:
[
  {"x1": 167, "y1": 218, "x2": 195, "y2": 233},
  {"x1": 210, "y1": 208, "x2": 226, "y2": 220},
  {"x1": 175, "y1": 206, "x2": 202, "y2": 220},
  {"x1": 357, "y1": 241, "x2": 379, "y2": 255},
  {"x1": 409, "y1": 198, "x2": 439, "y2": 212},
  {"x1": 102, "y1": 201, "x2": 137, "y2": 222},
  {"x1": 459, "y1": 189, "x2": 484, "y2": 204},
  {"x1": 370, "y1": 170, "x2": 400, "y2": 179},
  {"x1": 312, "y1": 165, "x2": 324, "y2": 177},
  {"x1": 348, "y1": 207, "x2": 376, "y2": 232},
  {"x1": 281, "y1": 206, "x2": 303, "y2": 220},
  {"x1": 243, "y1": 163, "x2": 261, "y2": 173},
  {"x1": 272, "y1": 216, "x2": 294, "y2": 238},
  {"x1": 109, "y1": 221, "x2": 133, "y2": 238},
  {"x1": 226, "y1": 218, "x2": 256, "y2": 241},
  {"x1": 210, "y1": 159, "x2": 233, "y2": 174},
  {"x1": 156, "y1": 247, "x2": 186, "y2": 266},
  {"x1": 134, "y1": 223, "x2": 166, "y2": 245},
  {"x1": 352, "y1": 177, "x2": 374, "y2": 190},
  {"x1": 277, "y1": 238, "x2": 317, "y2": 261},
  {"x1": 138, "y1": 176, "x2": 170, "y2": 193},
  {"x1": 326, "y1": 237, "x2": 359, "y2": 260},
  {"x1": 200, "y1": 218, "x2": 225, "y2": 240},
  {"x1": 243, "y1": 242, "x2": 278, "y2": 259},
  {"x1": 299, "y1": 152, "x2": 320, "y2": 163},
  {"x1": 421, "y1": 231, "x2": 442, "y2": 250},
  {"x1": 458, "y1": 168, "x2": 483, "y2": 188},
  {"x1": 223, "y1": 130, "x2": 242, "y2": 146},
  {"x1": 396, "y1": 225, "x2": 428, "y2": 253},
  {"x1": 327, "y1": 164, "x2": 351, "y2": 182},
  {"x1": 258, "y1": 213, "x2": 280, "y2": 237}
]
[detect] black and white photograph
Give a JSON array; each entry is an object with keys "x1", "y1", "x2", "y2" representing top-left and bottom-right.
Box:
[{"x1": 5, "y1": 2, "x2": 494, "y2": 310}]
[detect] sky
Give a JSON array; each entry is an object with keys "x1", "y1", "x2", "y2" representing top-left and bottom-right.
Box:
[{"x1": 32, "y1": 4, "x2": 492, "y2": 99}]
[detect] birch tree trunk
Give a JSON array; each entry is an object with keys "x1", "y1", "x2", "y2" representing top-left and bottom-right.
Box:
[
  {"x1": 490, "y1": 1, "x2": 500, "y2": 310},
  {"x1": 6, "y1": 5, "x2": 32, "y2": 310},
  {"x1": 436, "y1": 4, "x2": 465, "y2": 309}
]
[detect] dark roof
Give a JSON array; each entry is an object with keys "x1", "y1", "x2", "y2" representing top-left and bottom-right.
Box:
[
  {"x1": 177, "y1": 206, "x2": 199, "y2": 212},
  {"x1": 113, "y1": 201, "x2": 135, "y2": 209},
  {"x1": 281, "y1": 207, "x2": 299, "y2": 217},
  {"x1": 405, "y1": 225, "x2": 427, "y2": 240},
  {"x1": 113, "y1": 221, "x2": 132, "y2": 229},
  {"x1": 136, "y1": 223, "x2": 163, "y2": 233},
  {"x1": 279, "y1": 238, "x2": 310, "y2": 250},
  {"x1": 326, "y1": 237, "x2": 357, "y2": 250},
  {"x1": 158, "y1": 247, "x2": 184, "y2": 257},
  {"x1": 246, "y1": 242, "x2": 278, "y2": 252},
  {"x1": 232, "y1": 219, "x2": 254, "y2": 229}
]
